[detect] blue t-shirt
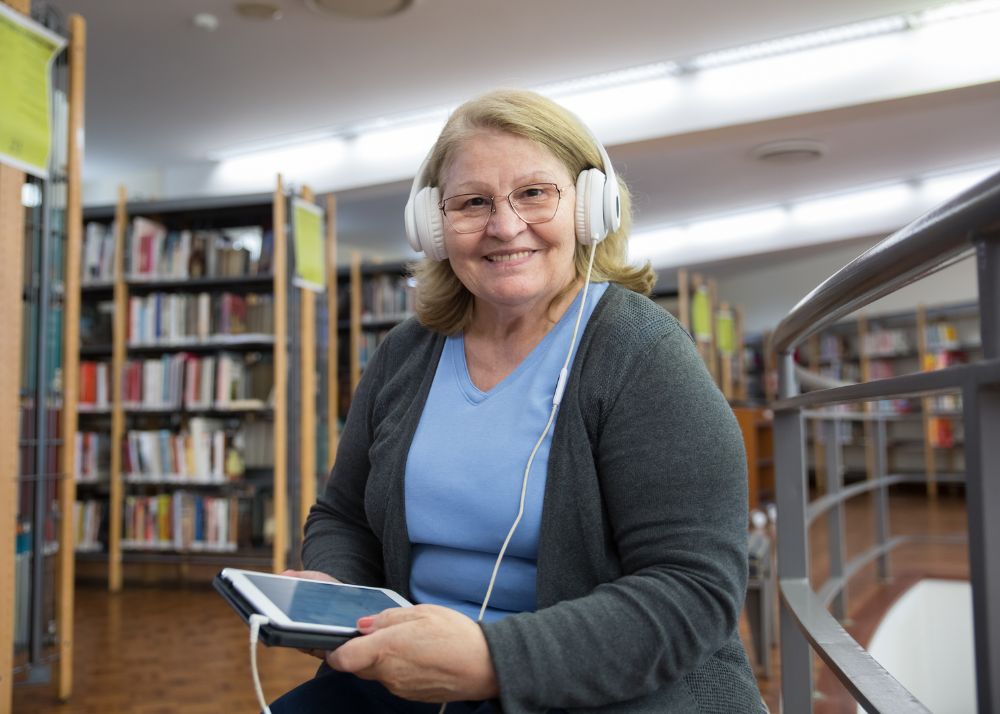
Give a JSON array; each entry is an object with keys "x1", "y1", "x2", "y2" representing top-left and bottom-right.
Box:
[{"x1": 405, "y1": 282, "x2": 608, "y2": 621}]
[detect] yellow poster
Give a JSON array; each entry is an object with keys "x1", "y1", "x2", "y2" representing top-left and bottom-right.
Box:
[
  {"x1": 0, "y1": 4, "x2": 66, "y2": 178},
  {"x1": 716, "y1": 308, "x2": 734, "y2": 355},
  {"x1": 691, "y1": 286, "x2": 712, "y2": 341},
  {"x1": 292, "y1": 198, "x2": 325, "y2": 292}
]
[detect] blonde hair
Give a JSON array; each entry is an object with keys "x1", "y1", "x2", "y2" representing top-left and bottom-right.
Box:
[{"x1": 410, "y1": 89, "x2": 655, "y2": 334}]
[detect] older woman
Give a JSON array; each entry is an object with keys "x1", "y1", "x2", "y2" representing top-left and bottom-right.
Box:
[{"x1": 273, "y1": 89, "x2": 764, "y2": 713}]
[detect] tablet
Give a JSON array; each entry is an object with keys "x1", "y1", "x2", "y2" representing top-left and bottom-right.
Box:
[{"x1": 219, "y1": 568, "x2": 412, "y2": 639}]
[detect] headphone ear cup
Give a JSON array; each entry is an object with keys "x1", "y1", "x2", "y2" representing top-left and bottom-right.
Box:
[
  {"x1": 411, "y1": 186, "x2": 447, "y2": 261},
  {"x1": 575, "y1": 168, "x2": 608, "y2": 246}
]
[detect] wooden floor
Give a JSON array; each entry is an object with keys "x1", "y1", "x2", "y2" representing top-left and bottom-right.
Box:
[{"x1": 12, "y1": 488, "x2": 969, "y2": 713}]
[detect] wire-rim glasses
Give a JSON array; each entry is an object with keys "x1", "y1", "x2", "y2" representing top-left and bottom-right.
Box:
[{"x1": 439, "y1": 183, "x2": 569, "y2": 234}]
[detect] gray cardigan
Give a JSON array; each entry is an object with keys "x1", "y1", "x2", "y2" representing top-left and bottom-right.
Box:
[{"x1": 302, "y1": 284, "x2": 765, "y2": 713}]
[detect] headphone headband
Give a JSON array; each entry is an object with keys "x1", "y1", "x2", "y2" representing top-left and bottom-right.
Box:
[{"x1": 404, "y1": 108, "x2": 621, "y2": 260}]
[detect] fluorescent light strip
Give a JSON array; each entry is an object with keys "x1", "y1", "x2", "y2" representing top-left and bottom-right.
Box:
[
  {"x1": 210, "y1": 1, "x2": 1000, "y2": 160},
  {"x1": 685, "y1": 15, "x2": 909, "y2": 72},
  {"x1": 537, "y1": 62, "x2": 679, "y2": 98},
  {"x1": 914, "y1": 0, "x2": 1000, "y2": 24},
  {"x1": 631, "y1": 163, "x2": 1000, "y2": 264}
]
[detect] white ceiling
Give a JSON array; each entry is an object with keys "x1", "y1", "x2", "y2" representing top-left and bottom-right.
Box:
[{"x1": 42, "y1": 0, "x2": 1000, "y2": 267}]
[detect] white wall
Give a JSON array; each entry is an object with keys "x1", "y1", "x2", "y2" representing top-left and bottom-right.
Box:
[
  {"x1": 699, "y1": 237, "x2": 980, "y2": 335},
  {"x1": 862, "y1": 579, "x2": 976, "y2": 714}
]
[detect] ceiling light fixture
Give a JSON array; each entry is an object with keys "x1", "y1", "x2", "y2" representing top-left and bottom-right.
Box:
[
  {"x1": 304, "y1": 0, "x2": 413, "y2": 18},
  {"x1": 751, "y1": 139, "x2": 827, "y2": 164},
  {"x1": 685, "y1": 15, "x2": 908, "y2": 72}
]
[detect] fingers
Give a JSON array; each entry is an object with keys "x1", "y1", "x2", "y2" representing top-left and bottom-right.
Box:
[{"x1": 327, "y1": 632, "x2": 382, "y2": 674}]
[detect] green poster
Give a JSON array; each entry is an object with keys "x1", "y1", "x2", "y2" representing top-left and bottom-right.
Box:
[
  {"x1": 0, "y1": 4, "x2": 66, "y2": 178},
  {"x1": 691, "y1": 286, "x2": 712, "y2": 341},
  {"x1": 292, "y1": 197, "x2": 325, "y2": 292},
  {"x1": 716, "y1": 309, "x2": 734, "y2": 355}
]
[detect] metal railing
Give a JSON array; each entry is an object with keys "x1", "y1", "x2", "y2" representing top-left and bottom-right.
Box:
[{"x1": 771, "y1": 169, "x2": 1000, "y2": 713}]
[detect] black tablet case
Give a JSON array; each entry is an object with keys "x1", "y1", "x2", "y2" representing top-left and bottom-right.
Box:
[{"x1": 213, "y1": 572, "x2": 356, "y2": 650}]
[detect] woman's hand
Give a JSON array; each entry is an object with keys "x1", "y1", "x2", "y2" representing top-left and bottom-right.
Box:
[{"x1": 327, "y1": 604, "x2": 499, "y2": 703}]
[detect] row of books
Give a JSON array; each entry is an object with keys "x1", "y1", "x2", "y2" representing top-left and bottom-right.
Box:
[
  {"x1": 122, "y1": 352, "x2": 272, "y2": 410},
  {"x1": 76, "y1": 432, "x2": 110, "y2": 482},
  {"x1": 123, "y1": 419, "x2": 241, "y2": 483},
  {"x1": 122, "y1": 492, "x2": 238, "y2": 552},
  {"x1": 360, "y1": 274, "x2": 415, "y2": 323},
  {"x1": 74, "y1": 500, "x2": 106, "y2": 552},
  {"x1": 76, "y1": 494, "x2": 278, "y2": 553},
  {"x1": 22, "y1": 299, "x2": 63, "y2": 394},
  {"x1": 79, "y1": 360, "x2": 111, "y2": 409},
  {"x1": 75, "y1": 419, "x2": 275, "y2": 484},
  {"x1": 862, "y1": 328, "x2": 912, "y2": 358},
  {"x1": 82, "y1": 222, "x2": 116, "y2": 284},
  {"x1": 80, "y1": 352, "x2": 272, "y2": 411},
  {"x1": 128, "y1": 218, "x2": 272, "y2": 281},
  {"x1": 128, "y1": 292, "x2": 274, "y2": 346}
]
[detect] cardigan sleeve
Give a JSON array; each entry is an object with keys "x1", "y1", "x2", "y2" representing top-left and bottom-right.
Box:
[
  {"x1": 481, "y1": 320, "x2": 749, "y2": 712},
  {"x1": 300, "y1": 332, "x2": 390, "y2": 587}
]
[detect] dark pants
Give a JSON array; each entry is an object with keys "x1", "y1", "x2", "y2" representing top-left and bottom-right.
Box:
[{"x1": 268, "y1": 664, "x2": 496, "y2": 714}]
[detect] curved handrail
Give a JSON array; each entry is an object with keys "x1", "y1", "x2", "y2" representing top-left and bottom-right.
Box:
[
  {"x1": 780, "y1": 578, "x2": 932, "y2": 713},
  {"x1": 771, "y1": 169, "x2": 1000, "y2": 355}
]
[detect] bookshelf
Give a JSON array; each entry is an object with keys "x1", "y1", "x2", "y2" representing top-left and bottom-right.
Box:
[
  {"x1": 75, "y1": 180, "x2": 335, "y2": 588},
  {"x1": 2, "y1": 4, "x2": 85, "y2": 704},
  {"x1": 337, "y1": 255, "x2": 415, "y2": 419},
  {"x1": 799, "y1": 303, "x2": 981, "y2": 493}
]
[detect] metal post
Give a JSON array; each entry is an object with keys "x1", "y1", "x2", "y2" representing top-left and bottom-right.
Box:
[
  {"x1": 963, "y1": 231, "x2": 1000, "y2": 712},
  {"x1": 872, "y1": 416, "x2": 890, "y2": 581},
  {"x1": 825, "y1": 418, "x2": 847, "y2": 620},
  {"x1": 287, "y1": 215, "x2": 302, "y2": 565},
  {"x1": 27, "y1": 179, "x2": 54, "y2": 683},
  {"x1": 776, "y1": 352, "x2": 814, "y2": 713}
]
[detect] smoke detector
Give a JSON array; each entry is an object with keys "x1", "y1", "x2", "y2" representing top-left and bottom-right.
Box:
[
  {"x1": 304, "y1": 0, "x2": 413, "y2": 18},
  {"x1": 751, "y1": 139, "x2": 827, "y2": 164}
]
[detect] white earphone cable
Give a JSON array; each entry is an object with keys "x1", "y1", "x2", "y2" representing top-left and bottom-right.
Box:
[
  {"x1": 476, "y1": 241, "x2": 598, "y2": 623},
  {"x1": 248, "y1": 614, "x2": 272, "y2": 714}
]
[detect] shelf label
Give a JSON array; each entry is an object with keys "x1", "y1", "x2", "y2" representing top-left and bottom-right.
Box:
[
  {"x1": 291, "y1": 197, "x2": 325, "y2": 292},
  {"x1": 0, "y1": 4, "x2": 66, "y2": 178}
]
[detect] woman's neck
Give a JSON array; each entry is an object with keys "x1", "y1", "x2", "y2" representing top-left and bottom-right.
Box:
[{"x1": 463, "y1": 281, "x2": 582, "y2": 391}]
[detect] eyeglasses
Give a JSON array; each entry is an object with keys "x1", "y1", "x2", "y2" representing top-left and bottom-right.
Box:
[{"x1": 439, "y1": 183, "x2": 569, "y2": 234}]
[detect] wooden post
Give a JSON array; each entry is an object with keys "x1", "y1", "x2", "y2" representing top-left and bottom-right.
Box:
[
  {"x1": 718, "y1": 301, "x2": 734, "y2": 400},
  {"x1": 349, "y1": 251, "x2": 362, "y2": 394},
  {"x1": 298, "y1": 187, "x2": 316, "y2": 532},
  {"x1": 916, "y1": 305, "x2": 939, "y2": 498},
  {"x1": 734, "y1": 305, "x2": 747, "y2": 402},
  {"x1": 272, "y1": 176, "x2": 288, "y2": 573},
  {"x1": 677, "y1": 268, "x2": 689, "y2": 332},
  {"x1": 56, "y1": 12, "x2": 85, "y2": 699},
  {"x1": 325, "y1": 195, "x2": 338, "y2": 473},
  {"x1": 108, "y1": 188, "x2": 127, "y2": 591},
  {"x1": 0, "y1": 6, "x2": 30, "y2": 706},
  {"x1": 707, "y1": 278, "x2": 719, "y2": 383}
]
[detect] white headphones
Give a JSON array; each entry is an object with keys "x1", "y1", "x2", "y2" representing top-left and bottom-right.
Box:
[{"x1": 403, "y1": 121, "x2": 622, "y2": 261}]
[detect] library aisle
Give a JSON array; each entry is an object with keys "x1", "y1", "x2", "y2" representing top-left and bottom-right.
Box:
[{"x1": 12, "y1": 490, "x2": 968, "y2": 714}]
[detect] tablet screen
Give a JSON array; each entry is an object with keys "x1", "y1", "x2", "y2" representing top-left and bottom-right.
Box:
[{"x1": 244, "y1": 574, "x2": 402, "y2": 628}]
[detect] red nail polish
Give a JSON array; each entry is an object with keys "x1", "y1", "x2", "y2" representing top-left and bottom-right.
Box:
[{"x1": 357, "y1": 616, "x2": 375, "y2": 629}]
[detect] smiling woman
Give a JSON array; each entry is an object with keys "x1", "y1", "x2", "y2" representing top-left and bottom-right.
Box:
[{"x1": 272, "y1": 89, "x2": 765, "y2": 714}]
